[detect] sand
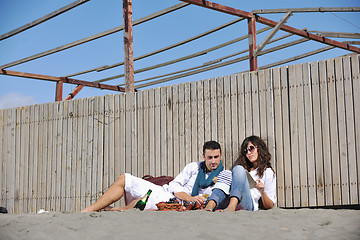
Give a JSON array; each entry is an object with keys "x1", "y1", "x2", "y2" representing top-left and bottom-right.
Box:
[{"x1": 1, "y1": 208, "x2": 360, "y2": 240}]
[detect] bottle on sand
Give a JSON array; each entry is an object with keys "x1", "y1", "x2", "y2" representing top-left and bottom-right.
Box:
[{"x1": 134, "y1": 189, "x2": 152, "y2": 211}]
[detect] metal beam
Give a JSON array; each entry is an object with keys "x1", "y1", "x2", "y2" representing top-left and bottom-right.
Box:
[
  {"x1": 307, "y1": 31, "x2": 360, "y2": 39},
  {"x1": 248, "y1": 17, "x2": 257, "y2": 71},
  {"x1": 0, "y1": 70, "x2": 126, "y2": 92},
  {"x1": 0, "y1": 3, "x2": 190, "y2": 70},
  {"x1": 252, "y1": 7, "x2": 360, "y2": 14},
  {"x1": 253, "y1": 11, "x2": 293, "y2": 57},
  {"x1": 64, "y1": 18, "x2": 244, "y2": 78},
  {"x1": 180, "y1": 0, "x2": 253, "y2": 18},
  {"x1": 181, "y1": 0, "x2": 360, "y2": 54},
  {"x1": 123, "y1": 0, "x2": 135, "y2": 92},
  {"x1": 0, "y1": 0, "x2": 90, "y2": 41},
  {"x1": 55, "y1": 80, "x2": 63, "y2": 101},
  {"x1": 65, "y1": 85, "x2": 84, "y2": 100}
]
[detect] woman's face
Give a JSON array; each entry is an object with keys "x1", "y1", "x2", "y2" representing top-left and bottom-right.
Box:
[{"x1": 245, "y1": 141, "x2": 258, "y2": 164}]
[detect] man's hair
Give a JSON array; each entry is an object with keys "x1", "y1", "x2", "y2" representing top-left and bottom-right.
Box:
[{"x1": 202, "y1": 140, "x2": 221, "y2": 154}]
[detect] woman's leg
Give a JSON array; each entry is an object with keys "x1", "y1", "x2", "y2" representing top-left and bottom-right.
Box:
[
  {"x1": 205, "y1": 188, "x2": 228, "y2": 211},
  {"x1": 225, "y1": 165, "x2": 254, "y2": 211},
  {"x1": 81, "y1": 174, "x2": 126, "y2": 212}
]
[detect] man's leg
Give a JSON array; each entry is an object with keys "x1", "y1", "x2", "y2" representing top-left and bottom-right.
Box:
[
  {"x1": 81, "y1": 174, "x2": 126, "y2": 212},
  {"x1": 205, "y1": 188, "x2": 227, "y2": 211}
]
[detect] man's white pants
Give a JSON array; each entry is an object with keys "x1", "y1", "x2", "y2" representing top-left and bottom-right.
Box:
[{"x1": 124, "y1": 173, "x2": 174, "y2": 209}]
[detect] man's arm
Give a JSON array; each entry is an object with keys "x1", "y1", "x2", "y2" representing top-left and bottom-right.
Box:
[
  {"x1": 173, "y1": 192, "x2": 206, "y2": 204},
  {"x1": 168, "y1": 162, "x2": 205, "y2": 203}
]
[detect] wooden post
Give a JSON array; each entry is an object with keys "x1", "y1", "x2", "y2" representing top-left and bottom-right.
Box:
[
  {"x1": 123, "y1": 0, "x2": 135, "y2": 92},
  {"x1": 248, "y1": 17, "x2": 258, "y2": 71},
  {"x1": 55, "y1": 80, "x2": 63, "y2": 101}
]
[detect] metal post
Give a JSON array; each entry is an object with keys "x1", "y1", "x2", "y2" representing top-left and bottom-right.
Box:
[
  {"x1": 55, "y1": 80, "x2": 63, "y2": 101},
  {"x1": 248, "y1": 17, "x2": 258, "y2": 71},
  {"x1": 123, "y1": 0, "x2": 135, "y2": 92}
]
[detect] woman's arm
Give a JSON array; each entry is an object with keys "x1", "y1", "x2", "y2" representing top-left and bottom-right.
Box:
[{"x1": 255, "y1": 180, "x2": 274, "y2": 209}]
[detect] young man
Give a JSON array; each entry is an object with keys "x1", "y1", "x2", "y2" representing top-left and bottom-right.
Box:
[{"x1": 81, "y1": 140, "x2": 224, "y2": 212}]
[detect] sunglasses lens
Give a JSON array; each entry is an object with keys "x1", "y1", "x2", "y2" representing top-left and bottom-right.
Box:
[{"x1": 244, "y1": 145, "x2": 255, "y2": 154}]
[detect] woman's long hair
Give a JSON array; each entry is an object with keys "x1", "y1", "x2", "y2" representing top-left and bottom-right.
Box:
[{"x1": 232, "y1": 136, "x2": 273, "y2": 178}]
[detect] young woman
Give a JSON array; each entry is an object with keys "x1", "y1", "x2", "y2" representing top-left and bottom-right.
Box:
[{"x1": 205, "y1": 135, "x2": 276, "y2": 212}]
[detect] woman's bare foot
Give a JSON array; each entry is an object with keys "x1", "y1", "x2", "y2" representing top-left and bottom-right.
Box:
[
  {"x1": 204, "y1": 200, "x2": 216, "y2": 212},
  {"x1": 223, "y1": 205, "x2": 236, "y2": 212}
]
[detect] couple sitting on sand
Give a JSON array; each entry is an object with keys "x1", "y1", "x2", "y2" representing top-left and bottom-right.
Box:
[{"x1": 82, "y1": 136, "x2": 276, "y2": 212}]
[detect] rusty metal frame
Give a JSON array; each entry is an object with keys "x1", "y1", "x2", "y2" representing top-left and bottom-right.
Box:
[
  {"x1": 123, "y1": 0, "x2": 135, "y2": 93},
  {"x1": 180, "y1": 0, "x2": 360, "y2": 69},
  {"x1": 1, "y1": 0, "x2": 360, "y2": 101},
  {"x1": 0, "y1": 70, "x2": 126, "y2": 101}
]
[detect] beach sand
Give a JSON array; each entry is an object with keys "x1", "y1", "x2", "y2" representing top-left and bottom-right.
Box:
[{"x1": 1, "y1": 208, "x2": 359, "y2": 240}]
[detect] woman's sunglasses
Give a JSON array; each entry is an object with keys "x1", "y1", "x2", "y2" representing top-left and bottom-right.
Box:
[{"x1": 244, "y1": 145, "x2": 256, "y2": 154}]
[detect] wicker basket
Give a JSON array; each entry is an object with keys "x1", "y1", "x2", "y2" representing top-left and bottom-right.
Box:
[{"x1": 156, "y1": 203, "x2": 182, "y2": 211}]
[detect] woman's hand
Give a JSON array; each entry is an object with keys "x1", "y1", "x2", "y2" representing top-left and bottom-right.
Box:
[
  {"x1": 255, "y1": 180, "x2": 274, "y2": 209},
  {"x1": 255, "y1": 179, "x2": 265, "y2": 193}
]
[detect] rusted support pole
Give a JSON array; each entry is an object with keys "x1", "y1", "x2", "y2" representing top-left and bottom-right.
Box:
[
  {"x1": 65, "y1": 84, "x2": 84, "y2": 100},
  {"x1": 248, "y1": 17, "x2": 258, "y2": 71},
  {"x1": 123, "y1": 0, "x2": 135, "y2": 92},
  {"x1": 55, "y1": 80, "x2": 63, "y2": 101}
]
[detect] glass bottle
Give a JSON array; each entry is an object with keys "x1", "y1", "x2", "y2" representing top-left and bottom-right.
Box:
[{"x1": 134, "y1": 189, "x2": 152, "y2": 211}]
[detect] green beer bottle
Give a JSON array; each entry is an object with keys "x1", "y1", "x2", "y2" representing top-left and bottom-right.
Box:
[{"x1": 134, "y1": 189, "x2": 152, "y2": 211}]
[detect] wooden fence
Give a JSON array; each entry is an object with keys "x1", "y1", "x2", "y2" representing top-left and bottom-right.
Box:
[{"x1": 1, "y1": 54, "x2": 359, "y2": 213}]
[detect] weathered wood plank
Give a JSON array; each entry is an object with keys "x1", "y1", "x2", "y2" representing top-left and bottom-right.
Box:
[
  {"x1": 265, "y1": 69, "x2": 276, "y2": 182},
  {"x1": 251, "y1": 72, "x2": 260, "y2": 136},
  {"x1": 160, "y1": 88, "x2": 167, "y2": 175},
  {"x1": 191, "y1": 81, "x2": 199, "y2": 163},
  {"x1": 216, "y1": 77, "x2": 225, "y2": 162},
  {"x1": 154, "y1": 88, "x2": 161, "y2": 176},
  {"x1": 230, "y1": 75, "x2": 239, "y2": 166},
  {"x1": 0, "y1": 110, "x2": 3, "y2": 207},
  {"x1": 327, "y1": 59, "x2": 341, "y2": 206},
  {"x1": 14, "y1": 107, "x2": 22, "y2": 213},
  {"x1": 6, "y1": 108, "x2": 16, "y2": 213},
  {"x1": 273, "y1": 67, "x2": 285, "y2": 207},
  {"x1": 75, "y1": 99, "x2": 83, "y2": 211},
  {"x1": 184, "y1": 83, "x2": 192, "y2": 165},
  {"x1": 296, "y1": 63, "x2": 309, "y2": 207},
  {"x1": 167, "y1": 86, "x2": 174, "y2": 176},
  {"x1": 210, "y1": 78, "x2": 218, "y2": 144},
  {"x1": 172, "y1": 85, "x2": 180, "y2": 175},
  {"x1": 223, "y1": 75, "x2": 232, "y2": 168},
  {"x1": 237, "y1": 73, "x2": 246, "y2": 146},
  {"x1": 197, "y1": 81, "x2": 205, "y2": 165},
  {"x1": 302, "y1": 63, "x2": 317, "y2": 207},
  {"x1": 65, "y1": 101, "x2": 73, "y2": 212},
  {"x1": 319, "y1": 60, "x2": 333, "y2": 206},
  {"x1": 348, "y1": 55, "x2": 360, "y2": 204},
  {"x1": 280, "y1": 66, "x2": 293, "y2": 208},
  {"x1": 21, "y1": 106, "x2": 30, "y2": 212},
  {"x1": 178, "y1": 84, "x2": 186, "y2": 172},
  {"x1": 203, "y1": 80, "x2": 211, "y2": 142},
  {"x1": 258, "y1": 70, "x2": 267, "y2": 138},
  {"x1": 244, "y1": 73, "x2": 253, "y2": 137},
  {"x1": 289, "y1": 64, "x2": 301, "y2": 208},
  {"x1": 310, "y1": 61, "x2": 325, "y2": 206},
  {"x1": 334, "y1": 57, "x2": 350, "y2": 205},
  {"x1": 137, "y1": 91, "x2": 144, "y2": 177},
  {"x1": 80, "y1": 98, "x2": 88, "y2": 210},
  {"x1": 118, "y1": 94, "x2": 126, "y2": 206},
  {"x1": 148, "y1": 89, "x2": 156, "y2": 175}
]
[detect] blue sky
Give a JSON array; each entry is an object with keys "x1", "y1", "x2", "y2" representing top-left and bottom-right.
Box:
[{"x1": 0, "y1": 0, "x2": 359, "y2": 109}]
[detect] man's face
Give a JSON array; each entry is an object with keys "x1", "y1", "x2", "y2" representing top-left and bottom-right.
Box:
[{"x1": 203, "y1": 148, "x2": 222, "y2": 172}]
